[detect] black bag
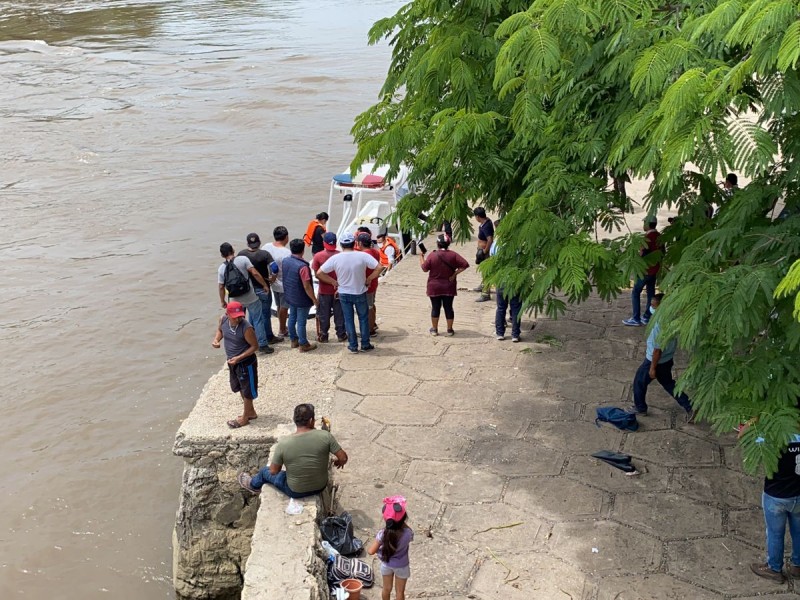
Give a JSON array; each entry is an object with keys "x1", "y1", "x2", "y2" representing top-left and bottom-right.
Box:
[
  {"x1": 320, "y1": 512, "x2": 363, "y2": 557},
  {"x1": 475, "y1": 248, "x2": 487, "y2": 264},
  {"x1": 223, "y1": 259, "x2": 250, "y2": 297}
]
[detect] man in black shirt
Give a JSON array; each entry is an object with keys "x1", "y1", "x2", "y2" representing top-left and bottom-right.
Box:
[
  {"x1": 473, "y1": 207, "x2": 494, "y2": 302},
  {"x1": 751, "y1": 434, "x2": 800, "y2": 583},
  {"x1": 239, "y1": 233, "x2": 282, "y2": 351}
]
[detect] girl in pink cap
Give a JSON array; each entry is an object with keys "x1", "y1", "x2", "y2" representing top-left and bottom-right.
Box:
[{"x1": 367, "y1": 495, "x2": 414, "y2": 600}]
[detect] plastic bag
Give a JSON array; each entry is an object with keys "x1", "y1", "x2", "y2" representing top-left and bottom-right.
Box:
[
  {"x1": 319, "y1": 511, "x2": 363, "y2": 556},
  {"x1": 286, "y1": 498, "x2": 303, "y2": 515},
  {"x1": 321, "y1": 540, "x2": 340, "y2": 561}
]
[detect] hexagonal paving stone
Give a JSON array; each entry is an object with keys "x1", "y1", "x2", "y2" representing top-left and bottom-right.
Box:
[
  {"x1": 666, "y1": 537, "x2": 784, "y2": 596},
  {"x1": 401, "y1": 535, "x2": 478, "y2": 596},
  {"x1": 363, "y1": 335, "x2": 444, "y2": 356},
  {"x1": 337, "y1": 355, "x2": 397, "y2": 371},
  {"x1": 337, "y1": 369, "x2": 418, "y2": 395},
  {"x1": 517, "y1": 355, "x2": 588, "y2": 380},
  {"x1": 605, "y1": 325, "x2": 649, "y2": 344},
  {"x1": 328, "y1": 412, "x2": 383, "y2": 446},
  {"x1": 612, "y1": 493, "x2": 723, "y2": 539},
  {"x1": 556, "y1": 377, "x2": 627, "y2": 404},
  {"x1": 563, "y1": 339, "x2": 637, "y2": 359},
  {"x1": 597, "y1": 573, "x2": 723, "y2": 600},
  {"x1": 335, "y1": 441, "x2": 409, "y2": 488},
  {"x1": 445, "y1": 343, "x2": 519, "y2": 367},
  {"x1": 355, "y1": 395, "x2": 442, "y2": 425},
  {"x1": 471, "y1": 550, "x2": 595, "y2": 600},
  {"x1": 586, "y1": 358, "x2": 639, "y2": 383},
  {"x1": 565, "y1": 455, "x2": 669, "y2": 493},
  {"x1": 526, "y1": 421, "x2": 623, "y2": 454},
  {"x1": 393, "y1": 356, "x2": 471, "y2": 381},
  {"x1": 469, "y1": 370, "x2": 547, "y2": 393},
  {"x1": 437, "y1": 409, "x2": 528, "y2": 440},
  {"x1": 496, "y1": 392, "x2": 581, "y2": 422},
  {"x1": 727, "y1": 509, "x2": 786, "y2": 550},
  {"x1": 548, "y1": 519, "x2": 662, "y2": 576},
  {"x1": 439, "y1": 503, "x2": 547, "y2": 554},
  {"x1": 735, "y1": 595, "x2": 800, "y2": 600},
  {"x1": 376, "y1": 426, "x2": 469, "y2": 460},
  {"x1": 337, "y1": 480, "x2": 441, "y2": 534},
  {"x1": 505, "y1": 476, "x2": 610, "y2": 520},
  {"x1": 532, "y1": 319, "x2": 605, "y2": 341},
  {"x1": 404, "y1": 460, "x2": 505, "y2": 503},
  {"x1": 415, "y1": 380, "x2": 495, "y2": 412},
  {"x1": 625, "y1": 429, "x2": 720, "y2": 467},
  {"x1": 469, "y1": 439, "x2": 565, "y2": 477},
  {"x1": 670, "y1": 467, "x2": 761, "y2": 508}
]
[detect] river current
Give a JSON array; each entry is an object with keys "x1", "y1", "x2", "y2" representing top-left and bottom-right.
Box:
[{"x1": 0, "y1": 1, "x2": 402, "y2": 596}]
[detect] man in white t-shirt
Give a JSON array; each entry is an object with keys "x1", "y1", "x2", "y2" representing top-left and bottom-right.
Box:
[
  {"x1": 217, "y1": 242, "x2": 272, "y2": 354},
  {"x1": 317, "y1": 233, "x2": 381, "y2": 353},
  {"x1": 263, "y1": 226, "x2": 292, "y2": 337}
]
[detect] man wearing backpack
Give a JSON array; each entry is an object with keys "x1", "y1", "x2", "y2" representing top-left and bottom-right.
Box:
[{"x1": 217, "y1": 242, "x2": 272, "y2": 354}]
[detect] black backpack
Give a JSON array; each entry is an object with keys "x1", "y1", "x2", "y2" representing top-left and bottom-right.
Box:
[{"x1": 223, "y1": 259, "x2": 250, "y2": 297}]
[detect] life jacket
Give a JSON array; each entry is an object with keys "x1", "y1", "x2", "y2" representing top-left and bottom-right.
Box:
[
  {"x1": 303, "y1": 220, "x2": 325, "y2": 246},
  {"x1": 379, "y1": 237, "x2": 402, "y2": 268}
]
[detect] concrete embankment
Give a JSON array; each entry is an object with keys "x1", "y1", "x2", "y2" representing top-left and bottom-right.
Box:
[{"x1": 175, "y1": 245, "x2": 768, "y2": 599}]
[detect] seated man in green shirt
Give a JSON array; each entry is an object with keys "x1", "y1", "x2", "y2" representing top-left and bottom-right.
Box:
[{"x1": 238, "y1": 403, "x2": 348, "y2": 498}]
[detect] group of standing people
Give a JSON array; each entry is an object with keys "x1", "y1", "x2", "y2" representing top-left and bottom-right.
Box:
[{"x1": 213, "y1": 220, "x2": 402, "y2": 428}]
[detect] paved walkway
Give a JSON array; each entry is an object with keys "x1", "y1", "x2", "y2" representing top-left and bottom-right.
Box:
[{"x1": 329, "y1": 254, "x2": 796, "y2": 599}]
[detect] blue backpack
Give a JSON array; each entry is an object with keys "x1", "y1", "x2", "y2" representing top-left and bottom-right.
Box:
[{"x1": 595, "y1": 407, "x2": 639, "y2": 431}]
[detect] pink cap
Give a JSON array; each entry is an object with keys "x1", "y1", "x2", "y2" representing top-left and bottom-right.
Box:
[{"x1": 381, "y1": 495, "x2": 407, "y2": 523}]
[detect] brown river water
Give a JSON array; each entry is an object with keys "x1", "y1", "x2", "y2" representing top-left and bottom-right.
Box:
[{"x1": 0, "y1": 1, "x2": 402, "y2": 596}]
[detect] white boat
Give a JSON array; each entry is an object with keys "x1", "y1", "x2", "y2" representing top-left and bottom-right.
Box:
[{"x1": 326, "y1": 162, "x2": 412, "y2": 249}]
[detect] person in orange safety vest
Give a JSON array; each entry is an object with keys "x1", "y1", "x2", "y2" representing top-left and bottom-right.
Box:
[
  {"x1": 375, "y1": 232, "x2": 402, "y2": 270},
  {"x1": 303, "y1": 212, "x2": 329, "y2": 255}
]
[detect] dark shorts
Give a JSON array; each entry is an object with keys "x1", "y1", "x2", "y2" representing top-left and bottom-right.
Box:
[
  {"x1": 229, "y1": 356, "x2": 258, "y2": 400},
  {"x1": 366, "y1": 292, "x2": 376, "y2": 308}
]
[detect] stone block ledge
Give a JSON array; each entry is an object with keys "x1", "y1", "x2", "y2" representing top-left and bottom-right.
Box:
[{"x1": 241, "y1": 489, "x2": 328, "y2": 600}]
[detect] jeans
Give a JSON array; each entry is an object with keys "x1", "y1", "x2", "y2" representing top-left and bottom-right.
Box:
[
  {"x1": 496, "y1": 287, "x2": 522, "y2": 338},
  {"x1": 763, "y1": 492, "x2": 800, "y2": 572},
  {"x1": 245, "y1": 297, "x2": 268, "y2": 348},
  {"x1": 339, "y1": 292, "x2": 370, "y2": 350},
  {"x1": 631, "y1": 274, "x2": 656, "y2": 321},
  {"x1": 632, "y1": 358, "x2": 692, "y2": 413},
  {"x1": 288, "y1": 305, "x2": 311, "y2": 346},
  {"x1": 250, "y1": 468, "x2": 324, "y2": 499},
  {"x1": 317, "y1": 293, "x2": 345, "y2": 340},
  {"x1": 254, "y1": 287, "x2": 274, "y2": 341}
]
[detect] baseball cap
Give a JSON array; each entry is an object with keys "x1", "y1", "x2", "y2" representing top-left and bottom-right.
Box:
[
  {"x1": 357, "y1": 232, "x2": 372, "y2": 247},
  {"x1": 382, "y1": 495, "x2": 407, "y2": 525},
  {"x1": 340, "y1": 233, "x2": 355, "y2": 245},
  {"x1": 226, "y1": 301, "x2": 246, "y2": 318},
  {"x1": 246, "y1": 233, "x2": 261, "y2": 249},
  {"x1": 323, "y1": 231, "x2": 337, "y2": 250}
]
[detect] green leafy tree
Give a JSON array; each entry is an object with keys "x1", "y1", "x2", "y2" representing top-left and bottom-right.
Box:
[{"x1": 354, "y1": 0, "x2": 800, "y2": 474}]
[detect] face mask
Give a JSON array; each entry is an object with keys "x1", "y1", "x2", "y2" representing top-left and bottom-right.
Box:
[{"x1": 649, "y1": 306, "x2": 656, "y2": 315}]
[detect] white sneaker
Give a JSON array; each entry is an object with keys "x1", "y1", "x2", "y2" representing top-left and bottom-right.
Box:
[
  {"x1": 496, "y1": 334, "x2": 505, "y2": 340},
  {"x1": 512, "y1": 336, "x2": 520, "y2": 343}
]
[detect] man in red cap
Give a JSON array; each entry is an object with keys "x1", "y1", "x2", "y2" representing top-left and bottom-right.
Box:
[
  {"x1": 212, "y1": 301, "x2": 259, "y2": 429},
  {"x1": 311, "y1": 231, "x2": 347, "y2": 343}
]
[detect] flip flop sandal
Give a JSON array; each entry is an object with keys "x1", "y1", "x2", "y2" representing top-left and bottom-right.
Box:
[{"x1": 227, "y1": 419, "x2": 248, "y2": 429}]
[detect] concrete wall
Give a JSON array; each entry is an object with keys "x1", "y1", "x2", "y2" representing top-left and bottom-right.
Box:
[
  {"x1": 173, "y1": 344, "x2": 340, "y2": 599},
  {"x1": 241, "y1": 489, "x2": 328, "y2": 600}
]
